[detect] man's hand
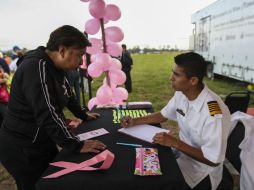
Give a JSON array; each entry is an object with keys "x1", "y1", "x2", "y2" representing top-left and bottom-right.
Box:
[
  {"x1": 120, "y1": 116, "x2": 134, "y2": 128},
  {"x1": 153, "y1": 132, "x2": 179, "y2": 148},
  {"x1": 86, "y1": 112, "x2": 100, "y2": 121},
  {"x1": 80, "y1": 140, "x2": 106, "y2": 153}
]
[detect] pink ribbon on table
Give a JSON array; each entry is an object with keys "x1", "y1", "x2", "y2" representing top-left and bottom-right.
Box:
[{"x1": 43, "y1": 149, "x2": 114, "y2": 178}]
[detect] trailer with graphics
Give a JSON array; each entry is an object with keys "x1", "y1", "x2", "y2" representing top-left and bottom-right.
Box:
[{"x1": 191, "y1": 0, "x2": 254, "y2": 83}]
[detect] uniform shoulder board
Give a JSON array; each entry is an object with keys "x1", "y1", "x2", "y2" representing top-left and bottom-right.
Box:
[{"x1": 207, "y1": 101, "x2": 222, "y2": 116}]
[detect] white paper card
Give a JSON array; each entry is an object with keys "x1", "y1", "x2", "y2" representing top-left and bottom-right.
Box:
[
  {"x1": 118, "y1": 124, "x2": 169, "y2": 143},
  {"x1": 76, "y1": 128, "x2": 109, "y2": 141}
]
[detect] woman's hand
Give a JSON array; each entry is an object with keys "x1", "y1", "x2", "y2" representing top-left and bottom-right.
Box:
[
  {"x1": 68, "y1": 118, "x2": 82, "y2": 129},
  {"x1": 80, "y1": 140, "x2": 106, "y2": 153}
]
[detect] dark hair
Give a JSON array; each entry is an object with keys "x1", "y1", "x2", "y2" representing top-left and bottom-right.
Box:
[
  {"x1": 174, "y1": 52, "x2": 207, "y2": 83},
  {"x1": 121, "y1": 44, "x2": 127, "y2": 49},
  {"x1": 13, "y1": 45, "x2": 21, "y2": 52},
  {"x1": 46, "y1": 25, "x2": 91, "y2": 51}
]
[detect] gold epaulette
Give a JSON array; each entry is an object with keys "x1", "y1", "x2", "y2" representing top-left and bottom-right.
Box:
[{"x1": 207, "y1": 101, "x2": 222, "y2": 116}]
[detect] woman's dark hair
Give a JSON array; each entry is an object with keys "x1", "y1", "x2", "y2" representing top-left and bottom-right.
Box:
[
  {"x1": 174, "y1": 52, "x2": 207, "y2": 83},
  {"x1": 46, "y1": 25, "x2": 91, "y2": 51}
]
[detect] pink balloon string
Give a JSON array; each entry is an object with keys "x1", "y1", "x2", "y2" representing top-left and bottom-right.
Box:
[{"x1": 99, "y1": 18, "x2": 111, "y2": 88}]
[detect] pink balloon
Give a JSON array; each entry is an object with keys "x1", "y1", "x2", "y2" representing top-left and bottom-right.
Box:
[
  {"x1": 112, "y1": 87, "x2": 128, "y2": 103},
  {"x1": 107, "y1": 42, "x2": 122, "y2": 57},
  {"x1": 108, "y1": 58, "x2": 122, "y2": 70},
  {"x1": 89, "y1": 0, "x2": 106, "y2": 19},
  {"x1": 103, "y1": 77, "x2": 108, "y2": 85},
  {"x1": 86, "y1": 38, "x2": 102, "y2": 55},
  {"x1": 88, "y1": 97, "x2": 98, "y2": 110},
  {"x1": 105, "y1": 26, "x2": 124, "y2": 42},
  {"x1": 89, "y1": 38, "x2": 102, "y2": 47},
  {"x1": 91, "y1": 54, "x2": 97, "y2": 62},
  {"x1": 95, "y1": 52, "x2": 110, "y2": 64},
  {"x1": 86, "y1": 46, "x2": 101, "y2": 55},
  {"x1": 87, "y1": 62, "x2": 103, "y2": 78},
  {"x1": 85, "y1": 18, "x2": 100, "y2": 35},
  {"x1": 96, "y1": 85, "x2": 112, "y2": 104},
  {"x1": 109, "y1": 69, "x2": 126, "y2": 85},
  {"x1": 103, "y1": 77, "x2": 117, "y2": 89},
  {"x1": 103, "y1": 17, "x2": 109, "y2": 24},
  {"x1": 95, "y1": 53, "x2": 111, "y2": 71},
  {"x1": 104, "y1": 4, "x2": 121, "y2": 21}
]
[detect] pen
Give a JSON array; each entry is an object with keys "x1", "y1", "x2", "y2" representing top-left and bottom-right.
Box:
[{"x1": 116, "y1": 142, "x2": 142, "y2": 147}]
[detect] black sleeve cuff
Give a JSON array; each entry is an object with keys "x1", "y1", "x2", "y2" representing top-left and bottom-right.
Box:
[{"x1": 62, "y1": 139, "x2": 84, "y2": 153}]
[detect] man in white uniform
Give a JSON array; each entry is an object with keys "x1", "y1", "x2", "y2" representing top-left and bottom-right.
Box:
[{"x1": 121, "y1": 52, "x2": 231, "y2": 190}]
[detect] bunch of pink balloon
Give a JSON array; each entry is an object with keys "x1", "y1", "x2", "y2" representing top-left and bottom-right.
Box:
[{"x1": 81, "y1": 0, "x2": 128, "y2": 110}]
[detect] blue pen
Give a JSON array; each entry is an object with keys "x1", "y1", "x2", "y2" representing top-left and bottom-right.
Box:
[{"x1": 116, "y1": 142, "x2": 142, "y2": 147}]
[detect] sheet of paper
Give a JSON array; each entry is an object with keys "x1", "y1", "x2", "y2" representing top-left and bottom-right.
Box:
[
  {"x1": 118, "y1": 124, "x2": 169, "y2": 143},
  {"x1": 76, "y1": 128, "x2": 109, "y2": 141}
]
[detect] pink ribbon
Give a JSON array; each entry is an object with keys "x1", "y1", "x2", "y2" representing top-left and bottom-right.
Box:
[{"x1": 43, "y1": 149, "x2": 114, "y2": 178}]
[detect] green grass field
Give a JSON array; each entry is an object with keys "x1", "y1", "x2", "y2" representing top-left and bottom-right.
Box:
[{"x1": 88, "y1": 52, "x2": 251, "y2": 112}]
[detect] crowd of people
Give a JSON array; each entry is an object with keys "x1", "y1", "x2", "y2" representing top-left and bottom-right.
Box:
[{"x1": 0, "y1": 46, "x2": 27, "y2": 125}]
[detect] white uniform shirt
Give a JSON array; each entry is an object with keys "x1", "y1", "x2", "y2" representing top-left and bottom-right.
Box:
[{"x1": 161, "y1": 85, "x2": 231, "y2": 190}]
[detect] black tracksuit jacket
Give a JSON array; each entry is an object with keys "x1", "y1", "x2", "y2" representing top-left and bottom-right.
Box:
[{"x1": 2, "y1": 46, "x2": 86, "y2": 149}]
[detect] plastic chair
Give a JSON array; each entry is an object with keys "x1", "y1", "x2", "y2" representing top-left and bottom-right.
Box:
[
  {"x1": 218, "y1": 166, "x2": 234, "y2": 190},
  {"x1": 226, "y1": 121, "x2": 245, "y2": 173},
  {"x1": 224, "y1": 91, "x2": 250, "y2": 114},
  {"x1": 218, "y1": 121, "x2": 245, "y2": 189}
]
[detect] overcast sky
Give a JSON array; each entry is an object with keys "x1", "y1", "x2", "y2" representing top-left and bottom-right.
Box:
[{"x1": 0, "y1": 0, "x2": 217, "y2": 51}]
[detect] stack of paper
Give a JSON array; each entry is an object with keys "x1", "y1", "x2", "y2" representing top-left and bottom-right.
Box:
[{"x1": 118, "y1": 124, "x2": 169, "y2": 143}]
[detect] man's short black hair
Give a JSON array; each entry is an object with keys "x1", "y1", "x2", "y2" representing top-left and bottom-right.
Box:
[
  {"x1": 46, "y1": 25, "x2": 91, "y2": 51},
  {"x1": 174, "y1": 52, "x2": 207, "y2": 83},
  {"x1": 13, "y1": 45, "x2": 21, "y2": 52},
  {"x1": 121, "y1": 44, "x2": 127, "y2": 49}
]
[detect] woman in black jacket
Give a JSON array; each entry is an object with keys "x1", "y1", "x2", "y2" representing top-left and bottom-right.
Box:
[{"x1": 0, "y1": 25, "x2": 106, "y2": 190}]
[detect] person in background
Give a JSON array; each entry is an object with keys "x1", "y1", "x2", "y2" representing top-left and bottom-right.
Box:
[
  {"x1": 0, "y1": 53, "x2": 10, "y2": 125},
  {"x1": 11, "y1": 45, "x2": 21, "y2": 60},
  {"x1": 83, "y1": 32, "x2": 93, "y2": 100},
  {"x1": 67, "y1": 68, "x2": 81, "y2": 105},
  {"x1": 0, "y1": 65, "x2": 9, "y2": 126},
  {"x1": 0, "y1": 51, "x2": 10, "y2": 74},
  {"x1": 0, "y1": 25, "x2": 106, "y2": 190},
  {"x1": 120, "y1": 44, "x2": 133, "y2": 93},
  {"x1": 4, "y1": 55, "x2": 12, "y2": 66},
  {"x1": 121, "y1": 52, "x2": 231, "y2": 190},
  {"x1": 9, "y1": 49, "x2": 25, "y2": 73}
]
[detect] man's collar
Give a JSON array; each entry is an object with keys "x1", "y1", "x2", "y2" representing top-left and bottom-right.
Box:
[{"x1": 187, "y1": 85, "x2": 208, "y2": 113}]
